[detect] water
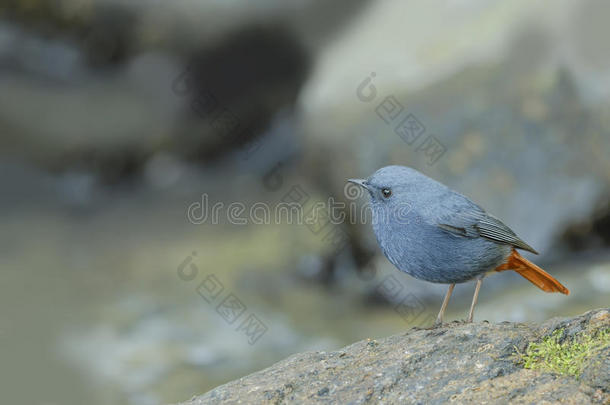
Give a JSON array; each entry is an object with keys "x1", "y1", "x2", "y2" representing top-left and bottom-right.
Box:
[{"x1": 1, "y1": 185, "x2": 607, "y2": 405}]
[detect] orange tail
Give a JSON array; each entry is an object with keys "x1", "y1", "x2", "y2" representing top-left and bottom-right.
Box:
[{"x1": 496, "y1": 249, "x2": 569, "y2": 295}]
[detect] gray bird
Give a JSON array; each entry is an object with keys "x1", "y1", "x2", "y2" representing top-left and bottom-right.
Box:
[{"x1": 348, "y1": 165, "x2": 568, "y2": 325}]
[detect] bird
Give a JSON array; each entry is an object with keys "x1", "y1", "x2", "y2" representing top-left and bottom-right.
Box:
[{"x1": 348, "y1": 165, "x2": 569, "y2": 325}]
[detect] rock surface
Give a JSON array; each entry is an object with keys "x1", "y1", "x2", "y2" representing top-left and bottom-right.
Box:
[{"x1": 179, "y1": 308, "x2": 609, "y2": 404}]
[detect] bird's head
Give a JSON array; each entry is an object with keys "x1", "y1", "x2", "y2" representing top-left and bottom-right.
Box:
[
  {"x1": 349, "y1": 165, "x2": 424, "y2": 203},
  {"x1": 348, "y1": 165, "x2": 425, "y2": 225}
]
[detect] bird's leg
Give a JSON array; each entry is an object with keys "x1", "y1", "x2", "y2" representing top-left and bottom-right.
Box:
[
  {"x1": 435, "y1": 284, "x2": 455, "y2": 326},
  {"x1": 467, "y1": 278, "x2": 483, "y2": 323}
]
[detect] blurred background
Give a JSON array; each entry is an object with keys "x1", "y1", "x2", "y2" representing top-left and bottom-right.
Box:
[{"x1": 1, "y1": 0, "x2": 610, "y2": 404}]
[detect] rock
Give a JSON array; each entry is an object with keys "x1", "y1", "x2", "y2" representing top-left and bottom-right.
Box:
[
  {"x1": 581, "y1": 343, "x2": 610, "y2": 394},
  {"x1": 0, "y1": 0, "x2": 370, "y2": 177},
  {"x1": 178, "y1": 308, "x2": 609, "y2": 404}
]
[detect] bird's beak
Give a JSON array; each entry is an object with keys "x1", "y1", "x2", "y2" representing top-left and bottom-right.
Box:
[{"x1": 347, "y1": 178, "x2": 370, "y2": 190}]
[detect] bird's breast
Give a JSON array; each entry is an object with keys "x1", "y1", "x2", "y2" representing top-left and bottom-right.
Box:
[{"x1": 372, "y1": 215, "x2": 509, "y2": 284}]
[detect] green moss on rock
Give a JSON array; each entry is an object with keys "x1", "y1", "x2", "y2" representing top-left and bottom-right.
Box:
[{"x1": 517, "y1": 328, "x2": 610, "y2": 377}]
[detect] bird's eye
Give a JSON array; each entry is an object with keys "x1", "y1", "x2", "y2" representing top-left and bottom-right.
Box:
[{"x1": 381, "y1": 188, "x2": 392, "y2": 198}]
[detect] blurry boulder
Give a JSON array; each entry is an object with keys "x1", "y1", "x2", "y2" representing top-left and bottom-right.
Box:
[
  {"x1": 300, "y1": 34, "x2": 610, "y2": 275},
  {"x1": 170, "y1": 24, "x2": 309, "y2": 164},
  {"x1": 0, "y1": 0, "x2": 370, "y2": 181}
]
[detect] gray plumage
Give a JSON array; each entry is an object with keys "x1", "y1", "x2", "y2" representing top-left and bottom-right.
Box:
[{"x1": 351, "y1": 165, "x2": 537, "y2": 284}]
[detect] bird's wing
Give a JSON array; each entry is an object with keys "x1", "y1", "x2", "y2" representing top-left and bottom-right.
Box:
[{"x1": 435, "y1": 196, "x2": 538, "y2": 254}]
